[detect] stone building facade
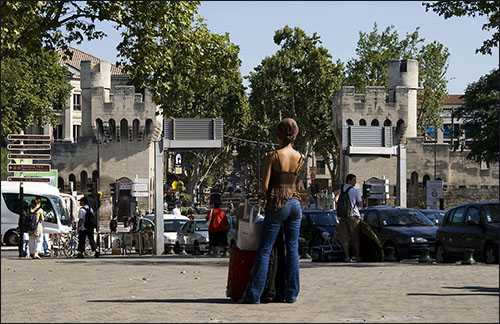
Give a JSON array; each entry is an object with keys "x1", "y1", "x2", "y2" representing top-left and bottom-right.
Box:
[
  {"x1": 332, "y1": 59, "x2": 498, "y2": 209},
  {"x1": 49, "y1": 48, "x2": 162, "y2": 219}
]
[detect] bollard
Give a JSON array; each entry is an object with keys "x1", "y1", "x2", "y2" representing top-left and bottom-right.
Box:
[
  {"x1": 178, "y1": 245, "x2": 187, "y2": 256},
  {"x1": 384, "y1": 246, "x2": 397, "y2": 262},
  {"x1": 193, "y1": 244, "x2": 202, "y2": 255},
  {"x1": 461, "y1": 248, "x2": 477, "y2": 265},
  {"x1": 300, "y1": 246, "x2": 311, "y2": 259},
  {"x1": 222, "y1": 247, "x2": 230, "y2": 257},
  {"x1": 418, "y1": 247, "x2": 433, "y2": 263},
  {"x1": 165, "y1": 245, "x2": 175, "y2": 255}
]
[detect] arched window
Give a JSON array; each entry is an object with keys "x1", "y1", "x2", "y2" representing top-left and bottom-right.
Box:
[
  {"x1": 92, "y1": 170, "x2": 99, "y2": 184},
  {"x1": 145, "y1": 119, "x2": 153, "y2": 137},
  {"x1": 371, "y1": 119, "x2": 379, "y2": 126},
  {"x1": 359, "y1": 119, "x2": 366, "y2": 126},
  {"x1": 69, "y1": 174, "x2": 76, "y2": 191},
  {"x1": 422, "y1": 175, "x2": 430, "y2": 188},
  {"x1": 80, "y1": 171, "x2": 88, "y2": 191},
  {"x1": 384, "y1": 119, "x2": 392, "y2": 127},
  {"x1": 58, "y1": 177, "x2": 64, "y2": 191},
  {"x1": 109, "y1": 119, "x2": 116, "y2": 140},
  {"x1": 346, "y1": 119, "x2": 354, "y2": 126},
  {"x1": 96, "y1": 118, "x2": 104, "y2": 139},
  {"x1": 133, "y1": 119, "x2": 140, "y2": 139},
  {"x1": 120, "y1": 119, "x2": 128, "y2": 140}
]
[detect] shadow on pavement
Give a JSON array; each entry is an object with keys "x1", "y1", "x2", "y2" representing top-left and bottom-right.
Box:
[
  {"x1": 88, "y1": 298, "x2": 234, "y2": 304},
  {"x1": 408, "y1": 285, "x2": 499, "y2": 297}
]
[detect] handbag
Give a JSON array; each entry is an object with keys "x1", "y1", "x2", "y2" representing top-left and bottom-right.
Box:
[
  {"x1": 236, "y1": 203, "x2": 263, "y2": 251},
  {"x1": 205, "y1": 209, "x2": 214, "y2": 228}
]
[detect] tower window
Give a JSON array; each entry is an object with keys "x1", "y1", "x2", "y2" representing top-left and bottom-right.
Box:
[{"x1": 400, "y1": 61, "x2": 407, "y2": 72}]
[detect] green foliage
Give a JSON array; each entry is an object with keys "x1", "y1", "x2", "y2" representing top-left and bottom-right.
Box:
[
  {"x1": 454, "y1": 68, "x2": 499, "y2": 163},
  {"x1": 346, "y1": 23, "x2": 449, "y2": 136},
  {"x1": 1, "y1": 47, "x2": 72, "y2": 136},
  {"x1": 1, "y1": 147, "x2": 8, "y2": 176},
  {"x1": 423, "y1": 1, "x2": 499, "y2": 55},
  {"x1": 243, "y1": 26, "x2": 345, "y2": 182},
  {"x1": 180, "y1": 193, "x2": 193, "y2": 207}
]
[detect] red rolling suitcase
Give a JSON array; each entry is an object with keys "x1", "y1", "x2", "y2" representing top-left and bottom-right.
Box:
[{"x1": 226, "y1": 247, "x2": 256, "y2": 301}]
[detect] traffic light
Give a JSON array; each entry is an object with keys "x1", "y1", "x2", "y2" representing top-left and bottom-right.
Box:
[
  {"x1": 109, "y1": 182, "x2": 118, "y2": 206},
  {"x1": 87, "y1": 182, "x2": 97, "y2": 200},
  {"x1": 362, "y1": 183, "x2": 371, "y2": 207}
]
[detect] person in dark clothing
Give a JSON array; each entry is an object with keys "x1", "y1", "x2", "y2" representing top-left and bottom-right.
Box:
[
  {"x1": 76, "y1": 197, "x2": 99, "y2": 258},
  {"x1": 17, "y1": 200, "x2": 28, "y2": 258}
]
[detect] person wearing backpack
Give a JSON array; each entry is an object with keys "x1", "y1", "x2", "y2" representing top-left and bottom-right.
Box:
[
  {"x1": 27, "y1": 197, "x2": 44, "y2": 259},
  {"x1": 336, "y1": 174, "x2": 363, "y2": 263},
  {"x1": 76, "y1": 196, "x2": 99, "y2": 258}
]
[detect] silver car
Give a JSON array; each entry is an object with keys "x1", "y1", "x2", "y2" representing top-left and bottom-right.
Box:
[{"x1": 175, "y1": 219, "x2": 209, "y2": 254}]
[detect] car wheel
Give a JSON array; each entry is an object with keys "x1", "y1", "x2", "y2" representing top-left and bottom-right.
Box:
[
  {"x1": 484, "y1": 244, "x2": 498, "y2": 264},
  {"x1": 193, "y1": 241, "x2": 202, "y2": 255},
  {"x1": 5, "y1": 230, "x2": 19, "y2": 246},
  {"x1": 384, "y1": 242, "x2": 399, "y2": 261},
  {"x1": 436, "y1": 242, "x2": 452, "y2": 263},
  {"x1": 174, "y1": 242, "x2": 180, "y2": 254}
]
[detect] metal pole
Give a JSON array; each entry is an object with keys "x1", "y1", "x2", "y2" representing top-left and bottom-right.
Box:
[
  {"x1": 95, "y1": 135, "x2": 100, "y2": 253},
  {"x1": 434, "y1": 127, "x2": 437, "y2": 180},
  {"x1": 154, "y1": 139, "x2": 164, "y2": 255}
]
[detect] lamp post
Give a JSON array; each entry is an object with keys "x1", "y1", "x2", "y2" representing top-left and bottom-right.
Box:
[
  {"x1": 434, "y1": 125, "x2": 437, "y2": 181},
  {"x1": 95, "y1": 132, "x2": 110, "y2": 253}
]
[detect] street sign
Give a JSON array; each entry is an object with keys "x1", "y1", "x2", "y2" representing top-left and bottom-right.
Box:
[
  {"x1": 310, "y1": 173, "x2": 316, "y2": 180},
  {"x1": 7, "y1": 144, "x2": 51, "y2": 150},
  {"x1": 175, "y1": 167, "x2": 183, "y2": 174},
  {"x1": 175, "y1": 153, "x2": 182, "y2": 166},
  {"x1": 7, "y1": 154, "x2": 51, "y2": 160},
  {"x1": 8, "y1": 164, "x2": 51, "y2": 172},
  {"x1": 132, "y1": 183, "x2": 149, "y2": 192},
  {"x1": 131, "y1": 191, "x2": 149, "y2": 197},
  {"x1": 132, "y1": 178, "x2": 148, "y2": 184},
  {"x1": 368, "y1": 193, "x2": 390, "y2": 199},
  {"x1": 426, "y1": 180, "x2": 443, "y2": 209},
  {"x1": 309, "y1": 167, "x2": 316, "y2": 173},
  {"x1": 13, "y1": 170, "x2": 58, "y2": 187},
  {"x1": 7, "y1": 134, "x2": 51, "y2": 141},
  {"x1": 119, "y1": 183, "x2": 132, "y2": 190},
  {"x1": 7, "y1": 177, "x2": 51, "y2": 183}
]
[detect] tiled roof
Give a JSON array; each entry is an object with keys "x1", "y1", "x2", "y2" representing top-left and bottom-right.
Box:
[
  {"x1": 443, "y1": 94, "x2": 465, "y2": 105},
  {"x1": 57, "y1": 46, "x2": 125, "y2": 75}
]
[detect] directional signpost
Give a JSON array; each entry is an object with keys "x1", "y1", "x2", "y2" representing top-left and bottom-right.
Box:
[
  {"x1": 132, "y1": 177, "x2": 149, "y2": 198},
  {"x1": 8, "y1": 164, "x2": 51, "y2": 172}
]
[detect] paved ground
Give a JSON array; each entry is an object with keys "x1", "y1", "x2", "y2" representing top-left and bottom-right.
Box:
[{"x1": 1, "y1": 248, "x2": 498, "y2": 323}]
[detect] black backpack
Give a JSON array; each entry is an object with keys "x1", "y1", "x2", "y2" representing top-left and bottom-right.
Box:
[
  {"x1": 337, "y1": 186, "x2": 354, "y2": 218},
  {"x1": 109, "y1": 219, "x2": 117, "y2": 232},
  {"x1": 83, "y1": 206, "x2": 97, "y2": 229},
  {"x1": 24, "y1": 207, "x2": 41, "y2": 231}
]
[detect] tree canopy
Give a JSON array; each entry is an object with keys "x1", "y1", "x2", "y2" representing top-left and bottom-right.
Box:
[
  {"x1": 454, "y1": 68, "x2": 499, "y2": 163},
  {"x1": 243, "y1": 26, "x2": 345, "y2": 185},
  {"x1": 346, "y1": 23, "x2": 449, "y2": 136},
  {"x1": 423, "y1": 1, "x2": 499, "y2": 55}
]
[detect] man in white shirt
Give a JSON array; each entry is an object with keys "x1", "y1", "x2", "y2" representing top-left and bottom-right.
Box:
[
  {"x1": 337, "y1": 174, "x2": 363, "y2": 262},
  {"x1": 76, "y1": 196, "x2": 99, "y2": 258},
  {"x1": 172, "y1": 204, "x2": 182, "y2": 216}
]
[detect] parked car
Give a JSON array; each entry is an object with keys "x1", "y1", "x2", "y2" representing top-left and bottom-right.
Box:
[
  {"x1": 362, "y1": 207, "x2": 437, "y2": 260},
  {"x1": 142, "y1": 214, "x2": 189, "y2": 252},
  {"x1": 175, "y1": 219, "x2": 210, "y2": 254},
  {"x1": 435, "y1": 202, "x2": 499, "y2": 264},
  {"x1": 300, "y1": 210, "x2": 338, "y2": 248},
  {"x1": 419, "y1": 209, "x2": 446, "y2": 225}
]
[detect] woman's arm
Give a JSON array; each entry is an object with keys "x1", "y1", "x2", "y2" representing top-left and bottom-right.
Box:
[{"x1": 260, "y1": 152, "x2": 275, "y2": 193}]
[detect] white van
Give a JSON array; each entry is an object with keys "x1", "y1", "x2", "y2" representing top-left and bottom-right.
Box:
[
  {"x1": 60, "y1": 193, "x2": 79, "y2": 225},
  {"x1": 1, "y1": 181, "x2": 72, "y2": 245}
]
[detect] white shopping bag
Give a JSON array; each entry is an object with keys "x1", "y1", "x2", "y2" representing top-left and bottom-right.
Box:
[{"x1": 236, "y1": 202, "x2": 263, "y2": 251}]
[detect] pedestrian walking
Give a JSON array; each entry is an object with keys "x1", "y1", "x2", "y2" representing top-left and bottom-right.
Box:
[
  {"x1": 17, "y1": 199, "x2": 28, "y2": 258},
  {"x1": 76, "y1": 197, "x2": 99, "y2": 258},
  {"x1": 206, "y1": 197, "x2": 229, "y2": 256},
  {"x1": 172, "y1": 204, "x2": 182, "y2": 216},
  {"x1": 243, "y1": 117, "x2": 305, "y2": 304},
  {"x1": 27, "y1": 197, "x2": 44, "y2": 259},
  {"x1": 336, "y1": 173, "x2": 363, "y2": 263}
]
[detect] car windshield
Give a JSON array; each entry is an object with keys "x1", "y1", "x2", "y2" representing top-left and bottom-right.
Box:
[
  {"x1": 194, "y1": 220, "x2": 209, "y2": 231},
  {"x1": 380, "y1": 209, "x2": 435, "y2": 226},
  {"x1": 164, "y1": 219, "x2": 188, "y2": 232},
  {"x1": 482, "y1": 204, "x2": 499, "y2": 223},
  {"x1": 421, "y1": 210, "x2": 445, "y2": 223},
  {"x1": 306, "y1": 212, "x2": 337, "y2": 226},
  {"x1": 50, "y1": 196, "x2": 72, "y2": 226}
]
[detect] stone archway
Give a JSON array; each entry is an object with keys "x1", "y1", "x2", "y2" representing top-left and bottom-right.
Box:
[{"x1": 408, "y1": 171, "x2": 419, "y2": 208}]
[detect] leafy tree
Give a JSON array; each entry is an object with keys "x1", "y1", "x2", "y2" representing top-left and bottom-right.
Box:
[
  {"x1": 243, "y1": 26, "x2": 345, "y2": 186},
  {"x1": 346, "y1": 23, "x2": 449, "y2": 135},
  {"x1": 423, "y1": 1, "x2": 499, "y2": 55},
  {"x1": 1, "y1": 47, "x2": 72, "y2": 136},
  {"x1": 454, "y1": 68, "x2": 499, "y2": 163}
]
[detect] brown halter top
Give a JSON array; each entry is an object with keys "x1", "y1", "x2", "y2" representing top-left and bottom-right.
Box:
[{"x1": 265, "y1": 151, "x2": 304, "y2": 211}]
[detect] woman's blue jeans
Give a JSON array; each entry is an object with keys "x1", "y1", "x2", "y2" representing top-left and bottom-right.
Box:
[{"x1": 243, "y1": 198, "x2": 302, "y2": 303}]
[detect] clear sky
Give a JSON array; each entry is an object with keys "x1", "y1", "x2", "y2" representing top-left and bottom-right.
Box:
[{"x1": 71, "y1": 1, "x2": 498, "y2": 94}]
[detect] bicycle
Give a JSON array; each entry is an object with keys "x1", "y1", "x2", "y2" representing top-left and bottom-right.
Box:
[{"x1": 63, "y1": 230, "x2": 91, "y2": 258}]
